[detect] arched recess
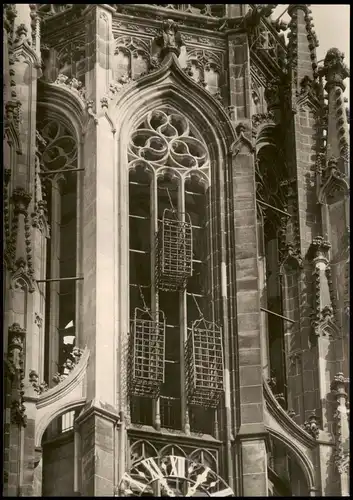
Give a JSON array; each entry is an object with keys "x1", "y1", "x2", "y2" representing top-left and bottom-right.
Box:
[
  {"x1": 278, "y1": 256, "x2": 304, "y2": 422},
  {"x1": 37, "y1": 401, "x2": 85, "y2": 497},
  {"x1": 36, "y1": 82, "x2": 85, "y2": 390},
  {"x1": 34, "y1": 85, "x2": 87, "y2": 499},
  {"x1": 255, "y1": 130, "x2": 291, "y2": 408},
  {"x1": 112, "y1": 53, "x2": 235, "y2": 481},
  {"x1": 160, "y1": 444, "x2": 186, "y2": 458},
  {"x1": 264, "y1": 380, "x2": 318, "y2": 496},
  {"x1": 267, "y1": 429, "x2": 315, "y2": 497},
  {"x1": 130, "y1": 440, "x2": 159, "y2": 466}
]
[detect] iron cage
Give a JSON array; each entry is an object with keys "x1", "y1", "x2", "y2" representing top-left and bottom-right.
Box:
[
  {"x1": 129, "y1": 307, "x2": 165, "y2": 398},
  {"x1": 155, "y1": 209, "x2": 193, "y2": 291},
  {"x1": 185, "y1": 318, "x2": 224, "y2": 408}
]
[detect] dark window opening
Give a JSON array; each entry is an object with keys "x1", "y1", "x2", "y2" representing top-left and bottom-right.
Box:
[
  {"x1": 44, "y1": 172, "x2": 77, "y2": 385},
  {"x1": 160, "y1": 396, "x2": 181, "y2": 430},
  {"x1": 129, "y1": 170, "x2": 154, "y2": 425},
  {"x1": 157, "y1": 179, "x2": 179, "y2": 218},
  {"x1": 189, "y1": 405, "x2": 214, "y2": 435},
  {"x1": 265, "y1": 221, "x2": 287, "y2": 406},
  {"x1": 130, "y1": 396, "x2": 153, "y2": 426}
]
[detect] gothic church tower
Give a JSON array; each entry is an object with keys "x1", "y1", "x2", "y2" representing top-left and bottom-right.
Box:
[{"x1": 3, "y1": 4, "x2": 350, "y2": 497}]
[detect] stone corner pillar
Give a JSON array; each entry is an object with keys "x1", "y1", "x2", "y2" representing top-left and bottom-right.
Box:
[
  {"x1": 75, "y1": 400, "x2": 121, "y2": 496},
  {"x1": 237, "y1": 432, "x2": 269, "y2": 497}
]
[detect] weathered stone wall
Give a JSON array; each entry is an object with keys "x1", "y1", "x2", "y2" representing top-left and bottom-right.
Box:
[{"x1": 42, "y1": 434, "x2": 75, "y2": 496}]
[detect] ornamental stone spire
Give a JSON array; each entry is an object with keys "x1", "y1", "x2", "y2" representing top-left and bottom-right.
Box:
[{"x1": 319, "y1": 49, "x2": 350, "y2": 167}]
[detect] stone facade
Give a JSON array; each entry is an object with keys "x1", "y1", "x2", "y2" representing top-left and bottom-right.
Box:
[{"x1": 3, "y1": 4, "x2": 350, "y2": 497}]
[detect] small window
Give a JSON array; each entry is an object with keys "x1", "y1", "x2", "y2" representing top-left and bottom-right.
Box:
[{"x1": 61, "y1": 410, "x2": 75, "y2": 433}]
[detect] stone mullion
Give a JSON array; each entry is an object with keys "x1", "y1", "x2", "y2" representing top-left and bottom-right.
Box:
[
  {"x1": 178, "y1": 177, "x2": 190, "y2": 434},
  {"x1": 208, "y1": 182, "x2": 223, "y2": 442},
  {"x1": 217, "y1": 148, "x2": 235, "y2": 488},
  {"x1": 224, "y1": 154, "x2": 239, "y2": 442},
  {"x1": 209, "y1": 173, "x2": 222, "y2": 437},
  {"x1": 151, "y1": 171, "x2": 161, "y2": 431},
  {"x1": 47, "y1": 180, "x2": 62, "y2": 385}
]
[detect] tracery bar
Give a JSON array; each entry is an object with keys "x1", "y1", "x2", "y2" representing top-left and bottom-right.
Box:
[
  {"x1": 179, "y1": 177, "x2": 190, "y2": 433},
  {"x1": 151, "y1": 172, "x2": 161, "y2": 430}
]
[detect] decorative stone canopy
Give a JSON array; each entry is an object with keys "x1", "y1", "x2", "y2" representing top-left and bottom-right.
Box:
[{"x1": 319, "y1": 48, "x2": 350, "y2": 90}]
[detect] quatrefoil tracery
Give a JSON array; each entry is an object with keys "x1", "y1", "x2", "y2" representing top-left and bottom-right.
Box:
[{"x1": 128, "y1": 109, "x2": 210, "y2": 172}]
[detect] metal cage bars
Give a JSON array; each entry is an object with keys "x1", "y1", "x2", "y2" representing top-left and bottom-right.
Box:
[
  {"x1": 185, "y1": 318, "x2": 224, "y2": 408},
  {"x1": 129, "y1": 307, "x2": 225, "y2": 407},
  {"x1": 129, "y1": 307, "x2": 166, "y2": 398},
  {"x1": 155, "y1": 209, "x2": 193, "y2": 292}
]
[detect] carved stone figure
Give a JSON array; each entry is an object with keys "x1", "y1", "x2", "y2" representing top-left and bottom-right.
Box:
[{"x1": 156, "y1": 19, "x2": 183, "y2": 57}]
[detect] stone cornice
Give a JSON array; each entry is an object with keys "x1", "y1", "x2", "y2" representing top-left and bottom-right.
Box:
[
  {"x1": 127, "y1": 424, "x2": 222, "y2": 446},
  {"x1": 115, "y1": 4, "x2": 227, "y2": 30},
  {"x1": 75, "y1": 399, "x2": 122, "y2": 427}
]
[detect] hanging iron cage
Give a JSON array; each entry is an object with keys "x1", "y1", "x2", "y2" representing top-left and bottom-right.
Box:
[
  {"x1": 129, "y1": 307, "x2": 166, "y2": 398},
  {"x1": 155, "y1": 209, "x2": 193, "y2": 291},
  {"x1": 185, "y1": 318, "x2": 224, "y2": 408}
]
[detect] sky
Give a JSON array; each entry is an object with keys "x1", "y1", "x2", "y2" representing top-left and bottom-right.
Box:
[{"x1": 273, "y1": 4, "x2": 350, "y2": 101}]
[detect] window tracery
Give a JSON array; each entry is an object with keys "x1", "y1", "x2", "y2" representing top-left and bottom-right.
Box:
[
  {"x1": 130, "y1": 440, "x2": 159, "y2": 466},
  {"x1": 38, "y1": 118, "x2": 79, "y2": 389},
  {"x1": 186, "y1": 49, "x2": 222, "y2": 97},
  {"x1": 128, "y1": 107, "x2": 223, "y2": 435},
  {"x1": 114, "y1": 36, "x2": 151, "y2": 82},
  {"x1": 128, "y1": 108, "x2": 209, "y2": 171},
  {"x1": 128, "y1": 439, "x2": 219, "y2": 472}
]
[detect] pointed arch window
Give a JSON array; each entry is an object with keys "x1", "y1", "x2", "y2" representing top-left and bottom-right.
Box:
[
  {"x1": 38, "y1": 118, "x2": 80, "y2": 388},
  {"x1": 256, "y1": 142, "x2": 290, "y2": 407},
  {"x1": 128, "y1": 107, "x2": 223, "y2": 434}
]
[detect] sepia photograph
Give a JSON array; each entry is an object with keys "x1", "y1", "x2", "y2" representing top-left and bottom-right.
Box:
[{"x1": 3, "y1": 3, "x2": 350, "y2": 497}]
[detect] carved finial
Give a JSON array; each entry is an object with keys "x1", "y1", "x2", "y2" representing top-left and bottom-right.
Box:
[
  {"x1": 11, "y1": 400, "x2": 27, "y2": 427},
  {"x1": 156, "y1": 19, "x2": 183, "y2": 58},
  {"x1": 12, "y1": 188, "x2": 32, "y2": 213},
  {"x1": 8, "y1": 323, "x2": 26, "y2": 352},
  {"x1": 331, "y1": 372, "x2": 349, "y2": 393},
  {"x1": 287, "y1": 409, "x2": 296, "y2": 419},
  {"x1": 264, "y1": 80, "x2": 280, "y2": 109},
  {"x1": 52, "y1": 346, "x2": 83, "y2": 386},
  {"x1": 287, "y1": 4, "x2": 311, "y2": 16},
  {"x1": 309, "y1": 236, "x2": 331, "y2": 273},
  {"x1": 15, "y1": 23, "x2": 28, "y2": 42},
  {"x1": 303, "y1": 413, "x2": 320, "y2": 439},
  {"x1": 100, "y1": 96, "x2": 109, "y2": 109},
  {"x1": 319, "y1": 48, "x2": 350, "y2": 91}
]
